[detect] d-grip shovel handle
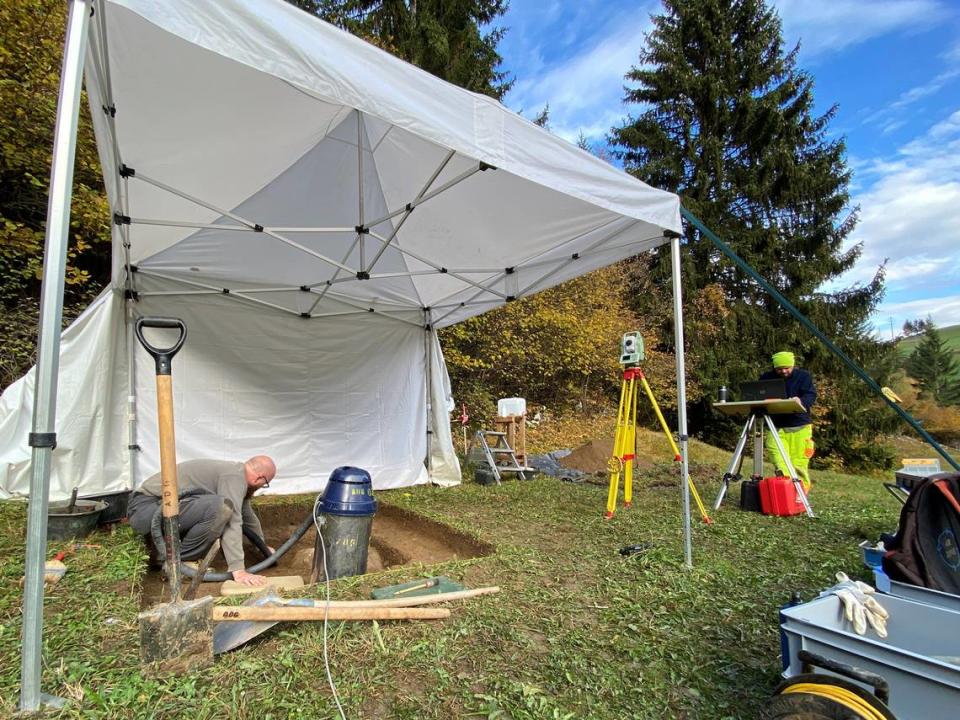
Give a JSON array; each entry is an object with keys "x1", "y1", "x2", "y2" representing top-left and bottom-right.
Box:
[
  {"x1": 135, "y1": 316, "x2": 187, "y2": 376},
  {"x1": 135, "y1": 316, "x2": 187, "y2": 600}
]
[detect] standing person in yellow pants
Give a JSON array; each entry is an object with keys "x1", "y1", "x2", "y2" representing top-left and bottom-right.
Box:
[{"x1": 760, "y1": 351, "x2": 817, "y2": 490}]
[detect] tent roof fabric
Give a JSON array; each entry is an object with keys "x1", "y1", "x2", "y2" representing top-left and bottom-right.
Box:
[{"x1": 88, "y1": 0, "x2": 680, "y2": 328}]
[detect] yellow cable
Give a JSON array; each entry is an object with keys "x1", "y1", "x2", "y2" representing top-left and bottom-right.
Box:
[{"x1": 782, "y1": 682, "x2": 887, "y2": 720}]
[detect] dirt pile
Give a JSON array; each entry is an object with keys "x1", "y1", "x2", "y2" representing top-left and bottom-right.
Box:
[
  {"x1": 559, "y1": 438, "x2": 615, "y2": 473},
  {"x1": 559, "y1": 437, "x2": 660, "y2": 474}
]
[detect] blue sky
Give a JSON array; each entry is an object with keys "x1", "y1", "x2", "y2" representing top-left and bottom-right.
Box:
[{"x1": 494, "y1": 0, "x2": 960, "y2": 337}]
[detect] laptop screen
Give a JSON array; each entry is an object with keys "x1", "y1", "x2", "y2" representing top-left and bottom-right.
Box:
[{"x1": 739, "y1": 379, "x2": 787, "y2": 402}]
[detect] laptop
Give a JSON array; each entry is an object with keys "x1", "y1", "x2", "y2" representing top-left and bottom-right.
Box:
[{"x1": 739, "y1": 379, "x2": 787, "y2": 402}]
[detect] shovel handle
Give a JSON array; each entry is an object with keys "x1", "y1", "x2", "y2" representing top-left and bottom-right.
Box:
[
  {"x1": 135, "y1": 317, "x2": 187, "y2": 376},
  {"x1": 136, "y1": 316, "x2": 187, "y2": 599}
]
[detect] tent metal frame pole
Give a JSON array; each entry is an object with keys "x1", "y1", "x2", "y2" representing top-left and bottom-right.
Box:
[
  {"x1": 131, "y1": 269, "x2": 423, "y2": 327},
  {"x1": 424, "y1": 309, "x2": 434, "y2": 476},
  {"x1": 669, "y1": 233, "x2": 693, "y2": 569},
  {"x1": 364, "y1": 150, "x2": 455, "y2": 274},
  {"x1": 20, "y1": 1, "x2": 91, "y2": 711},
  {"x1": 131, "y1": 172, "x2": 356, "y2": 275},
  {"x1": 428, "y1": 216, "x2": 628, "y2": 315},
  {"x1": 368, "y1": 231, "x2": 508, "y2": 300},
  {"x1": 87, "y1": 3, "x2": 141, "y2": 498},
  {"x1": 357, "y1": 110, "x2": 365, "y2": 270},
  {"x1": 129, "y1": 218, "x2": 358, "y2": 233},
  {"x1": 307, "y1": 235, "x2": 366, "y2": 310},
  {"x1": 132, "y1": 269, "x2": 311, "y2": 319},
  {"x1": 361, "y1": 159, "x2": 480, "y2": 232},
  {"x1": 430, "y1": 221, "x2": 651, "y2": 326},
  {"x1": 126, "y1": 296, "x2": 139, "y2": 490},
  {"x1": 517, "y1": 221, "x2": 642, "y2": 296}
]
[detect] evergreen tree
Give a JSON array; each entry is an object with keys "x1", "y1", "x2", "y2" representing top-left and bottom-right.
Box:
[
  {"x1": 906, "y1": 325, "x2": 960, "y2": 405},
  {"x1": 610, "y1": 0, "x2": 896, "y2": 465},
  {"x1": 308, "y1": 0, "x2": 512, "y2": 99}
]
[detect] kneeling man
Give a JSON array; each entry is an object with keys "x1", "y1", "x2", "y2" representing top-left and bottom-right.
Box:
[{"x1": 128, "y1": 456, "x2": 276, "y2": 586}]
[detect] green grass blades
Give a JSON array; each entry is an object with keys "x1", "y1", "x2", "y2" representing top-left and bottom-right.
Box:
[{"x1": 0, "y1": 460, "x2": 900, "y2": 718}]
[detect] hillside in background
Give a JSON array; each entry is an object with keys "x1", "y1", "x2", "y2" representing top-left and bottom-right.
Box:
[{"x1": 898, "y1": 323, "x2": 960, "y2": 356}]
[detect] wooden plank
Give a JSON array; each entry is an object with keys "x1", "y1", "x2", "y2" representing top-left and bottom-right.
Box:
[
  {"x1": 220, "y1": 575, "x2": 304, "y2": 596},
  {"x1": 212, "y1": 605, "x2": 450, "y2": 622},
  {"x1": 712, "y1": 398, "x2": 805, "y2": 417}
]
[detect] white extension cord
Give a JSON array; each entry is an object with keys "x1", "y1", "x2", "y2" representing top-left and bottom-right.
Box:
[{"x1": 313, "y1": 497, "x2": 347, "y2": 720}]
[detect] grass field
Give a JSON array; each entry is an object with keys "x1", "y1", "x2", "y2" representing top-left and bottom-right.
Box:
[
  {"x1": 0, "y1": 434, "x2": 903, "y2": 719},
  {"x1": 897, "y1": 322, "x2": 960, "y2": 358}
]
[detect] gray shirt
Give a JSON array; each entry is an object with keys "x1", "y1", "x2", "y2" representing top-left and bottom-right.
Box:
[{"x1": 138, "y1": 459, "x2": 265, "y2": 572}]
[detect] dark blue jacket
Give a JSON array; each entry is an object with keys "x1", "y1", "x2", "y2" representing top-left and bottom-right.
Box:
[{"x1": 760, "y1": 368, "x2": 816, "y2": 428}]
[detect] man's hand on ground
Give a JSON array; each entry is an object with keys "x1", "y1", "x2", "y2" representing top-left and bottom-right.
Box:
[{"x1": 232, "y1": 569, "x2": 268, "y2": 586}]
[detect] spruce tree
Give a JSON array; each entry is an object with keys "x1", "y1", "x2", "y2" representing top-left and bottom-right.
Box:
[
  {"x1": 610, "y1": 0, "x2": 896, "y2": 465},
  {"x1": 309, "y1": 0, "x2": 512, "y2": 99},
  {"x1": 906, "y1": 325, "x2": 960, "y2": 405}
]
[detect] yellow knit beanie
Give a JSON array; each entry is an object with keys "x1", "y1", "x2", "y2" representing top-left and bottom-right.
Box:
[{"x1": 772, "y1": 351, "x2": 795, "y2": 368}]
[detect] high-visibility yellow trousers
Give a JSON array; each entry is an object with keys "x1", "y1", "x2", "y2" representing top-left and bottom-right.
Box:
[{"x1": 765, "y1": 424, "x2": 814, "y2": 490}]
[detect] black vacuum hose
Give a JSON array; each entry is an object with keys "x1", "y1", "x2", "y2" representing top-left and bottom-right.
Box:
[
  {"x1": 150, "y1": 508, "x2": 315, "y2": 583},
  {"x1": 243, "y1": 526, "x2": 273, "y2": 559}
]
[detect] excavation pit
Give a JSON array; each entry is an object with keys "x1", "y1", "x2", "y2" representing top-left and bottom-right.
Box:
[{"x1": 139, "y1": 498, "x2": 494, "y2": 606}]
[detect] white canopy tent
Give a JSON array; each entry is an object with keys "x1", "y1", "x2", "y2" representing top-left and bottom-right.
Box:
[
  {"x1": 11, "y1": 0, "x2": 692, "y2": 710},
  {"x1": 1, "y1": 0, "x2": 681, "y2": 499}
]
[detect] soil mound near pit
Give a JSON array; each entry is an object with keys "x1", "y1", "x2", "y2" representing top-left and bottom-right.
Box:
[{"x1": 559, "y1": 438, "x2": 614, "y2": 473}]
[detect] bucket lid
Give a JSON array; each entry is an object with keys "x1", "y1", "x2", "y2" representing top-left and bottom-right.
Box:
[{"x1": 317, "y1": 466, "x2": 377, "y2": 516}]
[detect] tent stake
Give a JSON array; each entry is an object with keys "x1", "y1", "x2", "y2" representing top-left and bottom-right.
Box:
[{"x1": 20, "y1": 0, "x2": 92, "y2": 711}]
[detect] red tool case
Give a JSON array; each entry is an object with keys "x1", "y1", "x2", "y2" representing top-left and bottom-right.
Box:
[{"x1": 759, "y1": 476, "x2": 807, "y2": 516}]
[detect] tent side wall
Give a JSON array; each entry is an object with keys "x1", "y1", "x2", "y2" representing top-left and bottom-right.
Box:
[
  {"x1": 131, "y1": 291, "x2": 444, "y2": 494},
  {"x1": 0, "y1": 286, "x2": 461, "y2": 499},
  {"x1": 0, "y1": 290, "x2": 129, "y2": 499}
]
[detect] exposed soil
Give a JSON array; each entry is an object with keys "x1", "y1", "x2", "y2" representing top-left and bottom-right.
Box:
[
  {"x1": 558, "y1": 438, "x2": 613, "y2": 473},
  {"x1": 139, "y1": 501, "x2": 494, "y2": 606},
  {"x1": 559, "y1": 437, "x2": 656, "y2": 474}
]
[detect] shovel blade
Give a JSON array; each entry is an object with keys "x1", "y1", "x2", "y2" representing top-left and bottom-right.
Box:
[
  {"x1": 212, "y1": 590, "x2": 283, "y2": 655},
  {"x1": 139, "y1": 596, "x2": 214, "y2": 675}
]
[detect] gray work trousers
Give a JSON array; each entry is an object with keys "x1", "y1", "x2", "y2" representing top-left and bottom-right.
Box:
[{"x1": 128, "y1": 490, "x2": 232, "y2": 560}]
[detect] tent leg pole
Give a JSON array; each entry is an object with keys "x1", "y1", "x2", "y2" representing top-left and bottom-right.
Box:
[
  {"x1": 20, "y1": 1, "x2": 92, "y2": 712},
  {"x1": 424, "y1": 312, "x2": 434, "y2": 477},
  {"x1": 669, "y1": 233, "x2": 693, "y2": 569},
  {"x1": 126, "y1": 297, "x2": 139, "y2": 488}
]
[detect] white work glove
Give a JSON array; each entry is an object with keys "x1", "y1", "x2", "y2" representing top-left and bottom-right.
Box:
[{"x1": 822, "y1": 572, "x2": 889, "y2": 637}]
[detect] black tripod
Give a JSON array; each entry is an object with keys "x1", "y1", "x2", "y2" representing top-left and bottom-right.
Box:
[{"x1": 713, "y1": 407, "x2": 814, "y2": 517}]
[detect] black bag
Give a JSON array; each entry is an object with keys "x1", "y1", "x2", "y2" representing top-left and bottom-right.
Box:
[
  {"x1": 740, "y1": 479, "x2": 762, "y2": 513},
  {"x1": 881, "y1": 472, "x2": 960, "y2": 594}
]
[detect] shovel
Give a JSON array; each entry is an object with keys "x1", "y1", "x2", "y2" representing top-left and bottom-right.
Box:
[
  {"x1": 134, "y1": 317, "x2": 214, "y2": 674},
  {"x1": 213, "y1": 586, "x2": 500, "y2": 654}
]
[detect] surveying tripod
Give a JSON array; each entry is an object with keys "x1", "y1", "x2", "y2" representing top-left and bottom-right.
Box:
[
  {"x1": 712, "y1": 401, "x2": 814, "y2": 517},
  {"x1": 605, "y1": 334, "x2": 711, "y2": 522}
]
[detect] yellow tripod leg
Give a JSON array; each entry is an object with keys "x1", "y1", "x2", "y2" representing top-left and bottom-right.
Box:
[
  {"x1": 623, "y1": 375, "x2": 638, "y2": 508},
  {"x1": 638, "y1": 374, "x2": 713, "y2": 524},
  {"x1": 606, "y1": 377, "x2": 630, "y2": 518}
]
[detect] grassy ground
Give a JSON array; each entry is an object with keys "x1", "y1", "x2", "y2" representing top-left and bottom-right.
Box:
[{"x1": 0, "y1": 436, "x2": 901, "y2": 719}]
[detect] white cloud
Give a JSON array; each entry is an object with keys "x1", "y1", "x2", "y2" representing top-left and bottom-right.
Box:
[
  {"x1": 831, "y1": 109, "x2": 960, "y2": 329},
  {"x1": 865, "y1": 67, "x2": 960, "y2": 128},
  {"x1": 774, "y1": 0, "x2": 949, "y2": 58},
  {"x1": 502, "y1": 4, "x2": 658, "y2": 143},
  {"x1": 879, "y1": 295, "x2": 960, "y2": 328}
]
